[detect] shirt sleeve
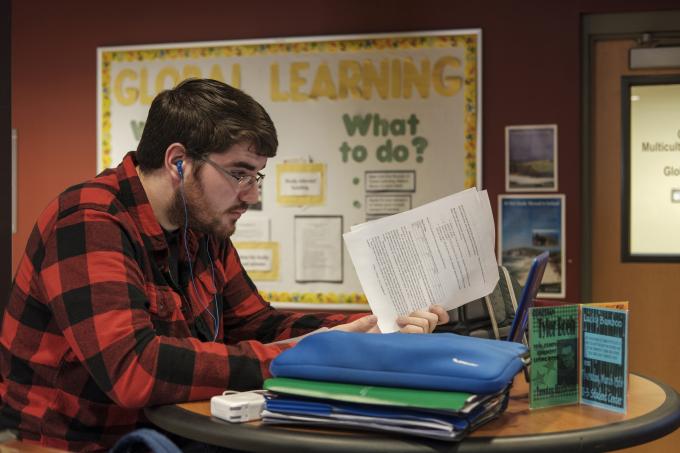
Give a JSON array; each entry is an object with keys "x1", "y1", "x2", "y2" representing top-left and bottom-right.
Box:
[
  {"x1": 219, "y1": 242, "x2": 366, "y2": 345},
  {"x1": 40, "y1": 209, "x2": 326, "y2": 409}
]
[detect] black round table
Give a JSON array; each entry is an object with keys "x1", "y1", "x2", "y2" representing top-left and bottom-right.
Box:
[{"x1": 145, "y1": 374, "x2": 680, "y2": 452}]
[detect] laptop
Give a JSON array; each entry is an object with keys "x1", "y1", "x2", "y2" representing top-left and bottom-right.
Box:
[{"x1": 507, "y1": 251, "x2": 550, "y2": 343}]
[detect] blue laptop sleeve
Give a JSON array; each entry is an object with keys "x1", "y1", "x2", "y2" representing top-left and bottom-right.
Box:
[{"x1": 270, "y1": 331, "x2": 528, "y2": 394}]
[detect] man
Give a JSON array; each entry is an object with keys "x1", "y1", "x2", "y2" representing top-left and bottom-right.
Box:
[{"x1": 0, "y1": 79, "x2": 448, "y2": 451}]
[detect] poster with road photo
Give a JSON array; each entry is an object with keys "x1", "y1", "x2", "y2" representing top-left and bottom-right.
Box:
[
  {"x1": 505, "y1": 125, "x2": 558, "y2": 191},
  {"x1": 498, "y1": 195, "x2": 565, "y2": 298}
]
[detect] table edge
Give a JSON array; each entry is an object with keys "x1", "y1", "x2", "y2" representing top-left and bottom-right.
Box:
[{"x1": 144, "y1": 374, "x2": 680, "y2": 453}]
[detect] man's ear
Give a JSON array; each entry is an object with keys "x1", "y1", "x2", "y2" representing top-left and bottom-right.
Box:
[{"x1": 164, "y1": 143, "x2": 187, "y2": 182}]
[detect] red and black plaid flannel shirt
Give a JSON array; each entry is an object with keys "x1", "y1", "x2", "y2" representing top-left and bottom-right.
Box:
[{"x1": 0, "y1": 152, "x2": 362, "y2": 451}]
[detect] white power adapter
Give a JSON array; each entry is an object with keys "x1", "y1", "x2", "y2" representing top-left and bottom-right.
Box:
[{"x1": 210, "y1": 390, "x2": 266, "y2": 423}]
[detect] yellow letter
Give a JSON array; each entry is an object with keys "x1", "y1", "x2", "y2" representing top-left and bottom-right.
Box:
[
  {"x1": 309, "y1": 63, "x2": 337, "y2": 100},
  {"x1": 361, "y1": 59, "x2": 389, "y2": 100},
  {"x1": 113, "y1": 69, "x2": 138, "y2": 106},
  {"x1": 140, "y1": 68, "x2": 155, "y2": 105},
  {"x1": 391, "y1": 59, "x2": 402, "y2": 98},
  {"x1": 230, "y1": 64, "x2": 241, "y2": 88},
  {"x1": 209, "y1": 64, "x2": 225, "y2": 83},
  {"x1": 338, "y1": 60, "x2": 362, "y2": 99},
  {"x1": 155, "y1": 66, "x2": 181, "y2": 97},
  {"x1": 290, "y1": 62, "x2": 309, "y2": 101},
  {"x1": 270, "y1": 63, "x2": 289, "y2": 101},
  {"x1": 403, "y1": 58, "x2": 430, "y2": 99},
  {"x1": 182, "y1": 65, "x2": 202, "y2": 79},
  {"x1": 432, "y1": 56, "x2": 462, "y2": 96}
]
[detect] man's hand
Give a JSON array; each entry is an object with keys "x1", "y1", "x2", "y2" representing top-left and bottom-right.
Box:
[
  {"x1": 396, "y1": 305, "x2": 449, "y2": 333},
  {"x1": 332, "y1": 305, "x2": 450, "y2": 334},
  {"x1": 332, "y1": 315, "x2": 380, "y2": 333}
]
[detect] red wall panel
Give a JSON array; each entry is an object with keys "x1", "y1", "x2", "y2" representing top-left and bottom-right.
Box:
[{"x1": 11, "y1": 0, "x2": 680, "y2": 302}]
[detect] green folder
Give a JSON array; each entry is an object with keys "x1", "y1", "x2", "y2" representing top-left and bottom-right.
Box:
[{"x1": 264, "y1": 377, "x2": 477, "y2": 413}]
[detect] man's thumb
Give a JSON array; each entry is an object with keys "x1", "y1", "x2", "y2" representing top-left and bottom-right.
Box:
[{"x1": 355, "y1": 315, "x2": 377, "y2": 331}]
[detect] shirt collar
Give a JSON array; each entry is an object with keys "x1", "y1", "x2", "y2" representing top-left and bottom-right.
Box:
[{"x1": 117, "y1": 151, "x2": 167, "y2": 253}]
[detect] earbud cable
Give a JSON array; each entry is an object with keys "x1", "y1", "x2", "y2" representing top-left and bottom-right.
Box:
[{"x1": 179, "y1": 175, "x2": 219, "y2": 341}]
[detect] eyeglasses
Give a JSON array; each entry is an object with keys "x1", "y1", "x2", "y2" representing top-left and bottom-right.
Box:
[{"x1": 201, "y1": 157, "x2": 265, "y2": 189}]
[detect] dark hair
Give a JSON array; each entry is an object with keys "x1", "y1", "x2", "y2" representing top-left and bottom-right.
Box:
[{"x1": 136, "y1": 78, "x2": 278, "y2": 172}]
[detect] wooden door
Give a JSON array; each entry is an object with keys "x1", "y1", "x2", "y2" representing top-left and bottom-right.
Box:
[{"x1": 591, "y1": 39, "x2": 680, "y2": 452}]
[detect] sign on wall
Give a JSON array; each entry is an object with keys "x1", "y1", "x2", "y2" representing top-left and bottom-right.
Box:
[
  {"x1": 98, "y1": 30, "x2": 481, "y2": 305},
  {"x1": 622, "y1": 76, "x2": 680, "y2": 262},
  {"x1": 498, "y1": 194, "x2": 565, "y2": 298}
]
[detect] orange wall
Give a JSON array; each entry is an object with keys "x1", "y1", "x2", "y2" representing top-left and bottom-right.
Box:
[{"x1": 11, "y1": 0, "x2": 680, "y2": 303}]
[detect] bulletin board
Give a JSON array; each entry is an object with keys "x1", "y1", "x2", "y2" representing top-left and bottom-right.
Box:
[{"x1": 97, "y1": 29, "x2": 481, "y2": 307}]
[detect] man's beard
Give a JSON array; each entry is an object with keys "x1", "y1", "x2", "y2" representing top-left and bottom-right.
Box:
[{"x1": 167, "y1": 178, "x2": 245, "y2": 239}]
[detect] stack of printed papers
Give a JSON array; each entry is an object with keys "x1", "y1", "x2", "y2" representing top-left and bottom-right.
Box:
[{"x1": 343, "y1": 188, "x2": 499, "y2": 333}]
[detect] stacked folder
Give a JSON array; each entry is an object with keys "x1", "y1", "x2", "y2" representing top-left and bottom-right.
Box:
[
  {"x1": 262, "y1": 331, "x2": 528, "y2": 441},
  {"x1": 262, "y1": 376, "x2": 510, "y2": 440}
]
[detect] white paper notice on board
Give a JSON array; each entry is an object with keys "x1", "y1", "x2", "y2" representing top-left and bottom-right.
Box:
[
  {"x1": 343, "y1": 188, "x2": 498, "y2": 333},
  {"x1": 280, "y1": 172, "x2": 322, "y2": 197},
  {"x1": 295, "y1": 216, "x2": 343, "y2": 283},
  {"x1": 231, "y1": 216, "x2": 270, "y2": 243}
]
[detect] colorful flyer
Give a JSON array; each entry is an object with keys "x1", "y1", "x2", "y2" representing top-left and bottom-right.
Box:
[
  {"x1": 580, "y1": 306, "x2": 629, "y2": 413},
  {"x1": 529, "y1": 304, "x2": 579, "y2": 409},
  {"x1": 528, "y1": 303, "x2": 629, "y2": 413}
]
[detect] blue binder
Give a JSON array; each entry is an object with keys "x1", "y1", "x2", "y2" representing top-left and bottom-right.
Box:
[{"x1": 270, "y1": 331, "x2": 527, "y2": 394}]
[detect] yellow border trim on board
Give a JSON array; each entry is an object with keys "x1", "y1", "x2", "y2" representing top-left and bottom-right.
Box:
[
  {"x1": 463, "y1": 34, "x2": 478, "y2": 189},
  {"x1": 261, "y1": 290, "x2": 368, "y2": 305}
]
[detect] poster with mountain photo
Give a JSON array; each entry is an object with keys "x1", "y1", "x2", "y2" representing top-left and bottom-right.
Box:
[
  {"x1": 505, "y1": 125, "x2": 558, "y2": 192},
  {"x1": 498, "y1": 195, "x2": 565, "y2": 298}
]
